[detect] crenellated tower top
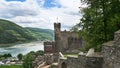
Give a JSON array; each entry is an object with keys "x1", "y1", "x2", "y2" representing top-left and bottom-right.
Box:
[{"x1": 54, "y1": 23, "x2": 61, "y2": 33}]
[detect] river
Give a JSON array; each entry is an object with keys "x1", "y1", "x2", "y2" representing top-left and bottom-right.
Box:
[{"x1": 0, "y1": 41, "x2": 44, "y2": 57}]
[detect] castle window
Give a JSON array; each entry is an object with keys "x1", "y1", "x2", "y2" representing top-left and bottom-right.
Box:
[{"x1": 62, "y1": 62, "x2": 67, "y2": 68}]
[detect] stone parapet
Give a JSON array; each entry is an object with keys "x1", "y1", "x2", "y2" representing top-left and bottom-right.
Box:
[
  {"x1": 78, "y1": 54, "x2": 86, "y2": 68},
  {"x1": 114, "y1": 46, "x2": 120, "y2": 68},
  {"x1": 102, "y1": 41, "x2": 115, "y2": 68},
  {"x1": 58, "y1": 51, "x2": 103, "y2": 68},
  {"x1": 114, "y1": 30, "x2": 120, "y2": 47},
  {"x1": 67, "y1": 56, "x2": 79, "y2": 68},
  {"x1": 58, "y1": 57, "x2": 67, "y2": 68},
  {"x1": 102, "y1": 29, "x2": 120, "y2": 68}
]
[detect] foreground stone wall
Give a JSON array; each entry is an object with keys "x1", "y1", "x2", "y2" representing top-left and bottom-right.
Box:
[
  {"x1": 78, "y1": 54, "x2": 86, "y2": 68},
  {"x1": 102, "y1": 30, "x2": 120, "y2": 68},
  {"x1": 58, "y1": 57, "x2": 67, "y2": 68},
  {"x1": 58, "y1": 52, "x2": 103, "y2": 68},
  {"x1": 114, "y1": 30, "x2": 120, "y2": 68},
  {"x1": 102, "y1": 41, "x2": 115, "y2": 68},
  {"x1": 67, "y1": 56, "x2": 79, "y2": 68},
  {"x1": 85, "y1": 57, "x2": 103, "y2": 68}
]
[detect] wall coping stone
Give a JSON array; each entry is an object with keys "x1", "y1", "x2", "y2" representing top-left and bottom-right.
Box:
[
  {"x1": 67, "y1": 55, "x2": 78, "y2": 58},
  {"x1": 86, "y1": 52, "x2": 103, "y2": 57},
  {"x1": 115, "y1": 30, "x2": 120, "y2": 34},
  {"x1": 102, "y1": 41, "x2": 114, "y2": 46},
  {"x1": 59, "y1": 57, "x2": 67, "y2": 60}
]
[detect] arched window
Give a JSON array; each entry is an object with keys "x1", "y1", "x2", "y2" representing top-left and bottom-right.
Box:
[{"x1": 62, "y1": 62, "x2": 67, "y2": 68}]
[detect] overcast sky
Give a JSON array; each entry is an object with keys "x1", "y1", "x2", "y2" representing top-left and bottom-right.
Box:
[{"x1": 0, "y1": 0, "x2": 83, "y2": 30}]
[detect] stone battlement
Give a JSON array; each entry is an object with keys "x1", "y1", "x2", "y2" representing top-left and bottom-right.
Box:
[
  {"x1": 44, "y1": 41, "x2": 55, "y2": 54},
  {"x1": 44, "y1": 41, "x2": 55, "y2": 45}
]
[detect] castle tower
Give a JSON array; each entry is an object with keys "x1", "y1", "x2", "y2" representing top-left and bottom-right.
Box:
[
  {"x1": 54, "y1": 23, "x2": 61, "y2": 43},
  {"x1": 54, "y1": 23, "x2": 61, "y2": 52}
]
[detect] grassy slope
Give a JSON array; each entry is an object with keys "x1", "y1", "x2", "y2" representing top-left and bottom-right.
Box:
[{"x1": 0, "y1": 19, "x2": 35, "y2": 44}]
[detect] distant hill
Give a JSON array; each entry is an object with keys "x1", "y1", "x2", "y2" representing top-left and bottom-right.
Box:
[
  {"x1": 26, "y1": 27, "x2": 54, "y2": 41},
  {"x1": 0, "y1": 19, "x2": 36, "y2": 44},
  {"x1": 0, "y1": 19, "x2": 54, "y2": 44}
]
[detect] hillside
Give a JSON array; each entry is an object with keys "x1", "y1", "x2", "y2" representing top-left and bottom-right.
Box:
[
  {"x1": 0, "y1": 19, "x2": 35, "y2": 44},
  {"x1": 26, "y1": 27, "x2": 54, "y2": 41}
]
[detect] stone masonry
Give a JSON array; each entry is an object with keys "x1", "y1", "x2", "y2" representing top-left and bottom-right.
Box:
[
  {"x1": 58, "y1": 49, "x2": 103, "y2": 68},
  {"x1": 54, "y1": 23, "x2": 85, "y2": 53},
  {"x1": 102, "y1": 30, "x2": 120, "y2": 68},
  {"x1": 44, "y1": 41, "x2": 55, "y2": 54}
]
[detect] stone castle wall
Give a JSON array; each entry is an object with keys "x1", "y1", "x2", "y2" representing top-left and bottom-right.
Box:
[
  {"x1": 67, "y1": 56, "x2": 79, "y2": 68},
  {"x1": 85, "y1": 57, "x2": 103, "y2": 68},
  {"x1": 58, "y1": 53, "x2": 103, "y2": 68},
  {"x1": 102, "y1": 41, "x2": 115, "y2": 68},
  {"x1": 44, "y1": 41, "x2": 55, "y2": 53},
  {"x1": 54, "y1": 23, "x2": 85, "y2": 53},
  {"x1": 102, "y1": 30, "x2": 120, "y2": 68}
]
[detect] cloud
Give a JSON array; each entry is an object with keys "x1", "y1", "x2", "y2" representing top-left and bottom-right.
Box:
[{"x1": 0, "y1": 0, "x2": 81, "y2": 30}]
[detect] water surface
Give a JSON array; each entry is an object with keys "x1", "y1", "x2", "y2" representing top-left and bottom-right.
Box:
[{"x1": 0, "y1": 41, "x2": 44, "y2": 57}]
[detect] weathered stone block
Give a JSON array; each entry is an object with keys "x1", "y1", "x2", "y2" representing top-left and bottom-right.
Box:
[
  {"x1": 85, "y1": 57, "x2": 103, "y2": 68},
  {"x1": 102, "y1": 42, "x2": 115, "y2": 68},
  {"x1": 67, "y1": 56, "x2": 79, "y2": 68},
  {"x1": 78, "y1": 54, "x2": 86, "y2": 68}
]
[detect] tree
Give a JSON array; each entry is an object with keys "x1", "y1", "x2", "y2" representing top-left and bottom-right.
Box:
[
  {"x1": 3, "y1": 53, "x2": 12, "y2": 58},
  {"x1": 17, "y1": 53, "x2": 23, "y2": 61},
  {"x1": 22, "y1": 52, "x2": 35, "y2": 68},
  {"x1": 75, "y1": 0, "x2": 120, "y2": 51},
  {"x1": 35, "y1": 50, "x2": 44, "y2": 56}
]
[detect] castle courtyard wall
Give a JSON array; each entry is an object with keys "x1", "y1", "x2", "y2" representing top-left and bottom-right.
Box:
[
  {"x1": 78, "y1": 55, "x2": 86, "y2": 68},
  {"x1": 102, "y1": 41, "x2": 115, "y2": 68},
  {"x1": 67, "y1": 56, "x2": 79, "y2": 68},
  {"x1": 59, "y1": 54, "x2": 103, "y2": 68},
  {"x1": 85, "y1": 57, "x2": 103, "y2": 68},
  {"x1": 102, "y1": 30, "x2": 120, "y2": 68}
]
